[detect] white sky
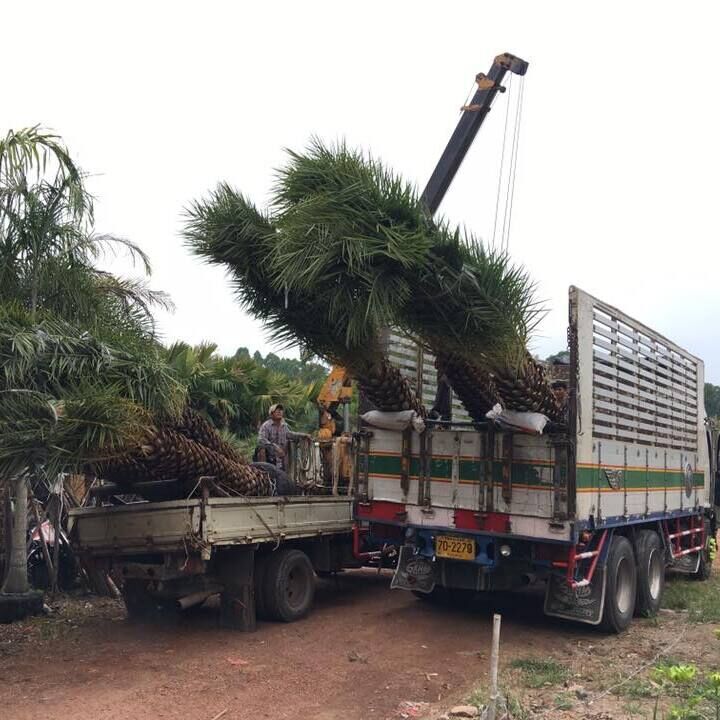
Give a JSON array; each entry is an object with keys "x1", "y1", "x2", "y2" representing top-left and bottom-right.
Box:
[{"x1": 3, "y1": 1, "x2": 719, "y2": 383}]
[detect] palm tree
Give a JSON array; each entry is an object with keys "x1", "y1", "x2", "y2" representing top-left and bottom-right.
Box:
[
  {"x1": 0, "y1": 127, "x2": 172, "y2": 601},
  {"x1": 183, "y1": 184, "x2": 423, "y2": 413}
]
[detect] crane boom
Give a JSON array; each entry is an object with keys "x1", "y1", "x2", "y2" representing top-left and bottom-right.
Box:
[{"x1": 421, "y1": 52, "x2": 528, "y2": 216}]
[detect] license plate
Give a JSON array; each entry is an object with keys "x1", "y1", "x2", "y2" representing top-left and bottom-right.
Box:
[{"x1": 435, "y1": 535, "x2": 476, "y2": 561}]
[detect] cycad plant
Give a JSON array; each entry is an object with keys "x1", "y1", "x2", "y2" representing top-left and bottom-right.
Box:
[{"x1": 183, "y1": 184, "x2": 423, "y2": 413}]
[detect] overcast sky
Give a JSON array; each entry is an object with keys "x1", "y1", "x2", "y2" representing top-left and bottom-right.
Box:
[{"x1": 3, "y1": 1, "x2": 719, "y2": 383}]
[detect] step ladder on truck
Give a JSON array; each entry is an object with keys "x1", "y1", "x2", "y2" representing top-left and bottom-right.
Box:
[{"x1": 358, "y1": 287, "x2": 717, "y2": 631}]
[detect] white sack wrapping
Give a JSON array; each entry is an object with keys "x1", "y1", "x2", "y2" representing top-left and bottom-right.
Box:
[
  {"x1": 485, "y1": 404, "x2": 549, "y2": 435},
  {"x1": 361, "y1": 409, "x2": 425, "y2": 434}
]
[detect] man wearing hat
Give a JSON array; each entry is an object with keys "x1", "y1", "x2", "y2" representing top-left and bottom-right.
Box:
[{"x1": 257, "y1": 403, "x2": 308, "y2": 471}]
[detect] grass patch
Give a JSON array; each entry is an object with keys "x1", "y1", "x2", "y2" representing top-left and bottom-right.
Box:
[
  {"x1": 467, "y1": 688, "x2": 487, "y2": 709},
  {"x1": 621, "y1": 700, "x2": 645, "y2": 717},
  {"x1": 610, "y1": 675, "x2": 656, "y2": 700},
  {"x1": 465, "y1": 686, "x2": 528, "y2": 718},
  {"x1": 662, "y1": 573, "x2": 720, "y2": 623},
  {"x1": 509, "y1": 658, "x2": 569, "y2": 688},
  {"x1": 553, "y1": 693, "x2": 574, "y2": 710}
]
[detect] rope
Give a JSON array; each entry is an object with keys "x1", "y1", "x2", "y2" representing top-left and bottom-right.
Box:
[
  {"x1": 502, "y1": 74, "x2": 526, "y2": 251},
  {"x1": 492, "y1": 73, "x2": 513, "y2": 248}
]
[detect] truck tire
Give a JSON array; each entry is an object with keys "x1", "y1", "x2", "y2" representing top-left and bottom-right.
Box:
[
  {"x1": 601, "y1": 535, "x2": 637, "y2": 633},
  {"x1": 693, "y1": 520, "x2": 714, "y2": 581},
  {"x1": 262, "y1": 548, "x2": 315, "y2": 622},
  {"x1": 634, "y1": 530, "x2": 665, "y2": 617}
]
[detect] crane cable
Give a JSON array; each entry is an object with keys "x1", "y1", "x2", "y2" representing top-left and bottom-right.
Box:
[
  {"x1": 492, "y1": 73, "x2": 514, "y2": 248},
  {"x1": 501, "y1": 74, "x2": 526, "y2": 252}
]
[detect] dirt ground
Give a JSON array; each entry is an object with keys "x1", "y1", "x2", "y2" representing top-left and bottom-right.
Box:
[{"x1": 1, "y1": 570, "x2": 718, "y2": 720}]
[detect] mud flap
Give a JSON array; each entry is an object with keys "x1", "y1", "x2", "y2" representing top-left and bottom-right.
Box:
[
  {"x1": 543, "y1": 567, "x2": 606, "y2": 625},
  {"x1": 670, "y1": 553, "x2": 701, "y2": 575},
  {"x1": 391, "y1": 545, "x2": 436, "y2": 593}
]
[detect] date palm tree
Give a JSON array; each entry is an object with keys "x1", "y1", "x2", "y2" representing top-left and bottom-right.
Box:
[
  {"x1": 270, "y1": 141, "x2": 558, "y2": 420},
  {"x1": 183, "y1": 185, "x2": 423, "y2": 413},
  {"x1": 0, "y1": 307, "x2": 185, "y2": 595}
]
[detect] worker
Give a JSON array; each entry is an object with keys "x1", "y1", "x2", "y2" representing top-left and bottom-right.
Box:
[
  {"x1": 551, "y1": 380, "x2": 567, "y2": 405},
  {"x1": 256, "y1": 403, "x2": 309, "y2": 471}
]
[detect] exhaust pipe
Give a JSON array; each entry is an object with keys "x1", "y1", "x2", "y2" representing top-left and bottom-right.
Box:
[{"x1": 176, "y1": 589, "x2": 217, "y2": 610}]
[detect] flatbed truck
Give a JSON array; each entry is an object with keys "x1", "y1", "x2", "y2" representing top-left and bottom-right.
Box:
[{"x1": 69, "y1": 491, "x2": 360, "y2": 630}]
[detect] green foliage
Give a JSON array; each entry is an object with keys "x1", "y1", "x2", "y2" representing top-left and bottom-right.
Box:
[
  {"x1": 183, "y1": 185, "x2": 349, "y2": 364},
  {"x1": 272, "y1": 140, "x2": 542, "y2": 369},
  {"x1": 0, "y1": 126, "x2": 170, "y2": 349},
  {"x1": 0, "y1": 307, "x2": 184, "y2": 479},
  {"x1": 553, "y1": 693, "x2": 574, "y2": 711},
  {"x1": 184, "y1": 140, "x2": 542, "y2": 389},
  {"x1": 649, "y1": 662, "x2": 720, "y2": 720},
  {"x1": 509, "y1": 658, "x2": 570, "y2": 688},
  {"x1": 0, "y1": 127, "x2": 179, "y2": 482},
  {"x1": 165, "y1": 342, "x2": 320, "y2": 437},
  {"x1": 705, "y1": 383, "x2": 720, "y2": 419},
  {"x1": 236, "y1": 348, "x2": 328, "y2": 385}
]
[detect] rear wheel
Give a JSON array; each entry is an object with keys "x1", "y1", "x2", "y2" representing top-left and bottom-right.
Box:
[
  {"x1": 601, "y1": 535, "x2": 636, "y2": 633},
  {"x1": 263, "y1": 548, "x2": 315, "y2": 622},
  {"x1": 634, "y1": 530, "x2": 665, "y2": 617}
]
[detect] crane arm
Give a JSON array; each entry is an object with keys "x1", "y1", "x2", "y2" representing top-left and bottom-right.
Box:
[{"x1": 421, "y1": 52, "x2": 528, "y2": 216}]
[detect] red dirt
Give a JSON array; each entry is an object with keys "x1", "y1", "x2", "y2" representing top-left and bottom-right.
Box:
[{"x1": 0, "y1": 570, "x2": 713, "y2": 720}]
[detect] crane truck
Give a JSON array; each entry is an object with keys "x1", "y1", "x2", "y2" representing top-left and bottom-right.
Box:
[{"x1": 68, "y1": 53, "x2": 718, "y2": 633}]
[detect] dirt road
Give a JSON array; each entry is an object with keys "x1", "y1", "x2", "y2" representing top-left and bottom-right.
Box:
[{"x1": 1, "y1": 570, "x2": 716, "y2": 720}]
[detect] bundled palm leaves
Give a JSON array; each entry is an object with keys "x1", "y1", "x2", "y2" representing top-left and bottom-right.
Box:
[{"x1": 185, "y1": 140, "x2": 560, "y2": 422}]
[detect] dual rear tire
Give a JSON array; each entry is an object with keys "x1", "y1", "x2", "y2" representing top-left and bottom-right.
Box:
[{"x1": 602, "y1": 530, "x2": 665, "y2": 633}]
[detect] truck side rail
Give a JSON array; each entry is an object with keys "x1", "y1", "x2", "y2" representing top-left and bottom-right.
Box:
[
  {"x1": 69, "y1": 499, "x2": 202, "y2": 556},
  {"x1": 69, "y1": 496, "x2": 354, "y2": 558}
]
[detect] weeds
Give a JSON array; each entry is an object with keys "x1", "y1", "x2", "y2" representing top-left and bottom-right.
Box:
[
  {"x1": 465, "y1": 685, "x2": 528, "y2": 719},
  {"x1": 553, "y1": 692, "x2": 574, "y2": 710},
  {"x1": 612, "y1": 675, "x2": 657, "y2": 700},
  {"x1": 663, "y1": 574, "x2": 720, "y2": 623},
  {"x1": 509, "y1": 657, "x2": 569, "y2": 688}
]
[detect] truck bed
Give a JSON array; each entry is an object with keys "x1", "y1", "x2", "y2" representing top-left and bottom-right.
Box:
[{"x1": 69, "y1": 495, "x2": 355, "y2": 558}]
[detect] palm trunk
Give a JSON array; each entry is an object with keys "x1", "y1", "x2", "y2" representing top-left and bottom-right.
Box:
[
  {"x1": 1, "y1": 476, "x2": 30, "y2": 594},
  {"x1": 436, "y1": 352, "x2": 500, "y2": 422},
  {"x1": 492, "y1": 354, "x2": 562, "y2": 420},
  {"x1": 356, "y1": 356, "x2": 424, "y2": 414}
]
